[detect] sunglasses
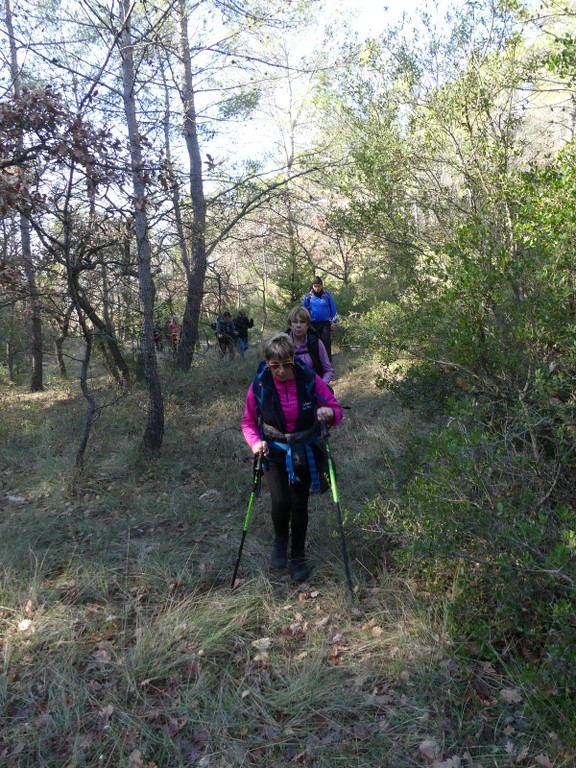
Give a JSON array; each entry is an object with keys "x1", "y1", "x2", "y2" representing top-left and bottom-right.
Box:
[{"x1": 268, "y1": 359, "x2": 294, "y2": 370}]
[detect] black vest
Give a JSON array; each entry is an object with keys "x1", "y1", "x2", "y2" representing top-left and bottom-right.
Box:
[
  {"x1": 286, "y1": 327, "x2": 323, "y2": 377},
  {"x1": 252, "y1": 360, "x2": 317, "y2": 436}
]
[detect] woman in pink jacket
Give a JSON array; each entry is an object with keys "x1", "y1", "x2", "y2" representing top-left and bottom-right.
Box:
[{"x1": 241, "y1": 333, "x2": 343, "y2": 581}]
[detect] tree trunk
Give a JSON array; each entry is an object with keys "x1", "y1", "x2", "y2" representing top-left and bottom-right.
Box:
[
  {"x1": 73, "y1": 319, "x2": 96, "y2": 483},
  {"x1": 5, "y1": 0, "x2": 43, "y2": 391},
  {"x1": 174, "y1": 0, "x2": 207, "y2": 372},
  {"x1": 69, "y1": 268, "x2": 131, "y2": 386},
  {"x1": 120, "y1": 0, "x2": 164, "y2": 456},
  {"x1": 55, "y1": 302, "x2": 74, "y2": 378},
  {"x1": 22, "y1": 227, "x2": 43, "y2": 391}
]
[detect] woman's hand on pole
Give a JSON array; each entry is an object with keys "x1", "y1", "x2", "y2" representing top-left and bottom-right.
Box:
[
  {"x1": 253, "y1": 441, "x2": 269, "y2": 456},
  {"x1": 317, "y1": 407, "x2": 334, "y2": 423}
]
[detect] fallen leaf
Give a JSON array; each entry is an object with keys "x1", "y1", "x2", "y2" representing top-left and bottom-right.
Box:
[
  {"x1": 419, "y1": 738, "x2": 440, "y2": 760},
  {"x1": 168, "y1": 716, "x2": 188, "y2": 735},
  {"x1": 535, "y1": 755, "x2": 553, "y2": 768},
  {"x1": 251, "y1": 637, "x2": 272, "y2": 651},
  {"x1": 500, "y1": 688, "x2": 523, "y2": 703},
  {"x1": 128, "y1": 751, "x2": 144, "y2": 768},
  {"x1": 100, "y1": 704, "x2": 114, "y2": 730},
  {"x1": 199, "y1": 489, "x2": 221, "y2": 500},
  {"x1": 432, "y1": 758, "x2": 461, "y2": 768},
  {"x1": 17, "y1": 619, "x2": 34, "y2": 633}
]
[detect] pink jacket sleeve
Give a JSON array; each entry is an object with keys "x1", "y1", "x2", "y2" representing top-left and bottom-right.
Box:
[
  {"x1": 315, "y1": 375, "x2": 343, "y2": 426},
  {"x1": 241, "y1": 386, "x2": 261, "y2": 450}
]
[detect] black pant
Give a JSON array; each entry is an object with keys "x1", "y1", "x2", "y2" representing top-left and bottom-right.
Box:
[
  {"x1": 218, "y1": 337, "x2": 236, "y2": 357},
  {"x1": 312, "y1": 321, "x2": 332, "y2": 361},
  {"x1": 264, "y1": 460, "x2": 310, "y2": 555}
]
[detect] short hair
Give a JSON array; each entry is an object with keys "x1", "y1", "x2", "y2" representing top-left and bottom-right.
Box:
[
  {"x1": 261, "y1": 332, "x2": 294, "y2": 361},
  {"x1": 312, "y1": 275, "x2": 323, "y2": 286},
  {"x1": 238, "y1": 308, "x2": 246, "y2": 316},
  {"x1": 287, "y1": 306, "x2": 311, "y2": 326},
  {"x1": 223, "y1": 311, "x2": 231, "y2": 319}
]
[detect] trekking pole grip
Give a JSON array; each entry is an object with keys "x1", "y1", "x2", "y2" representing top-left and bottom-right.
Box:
[{"x1": 321, "y1": 421, "x2": 329, "y2": 441}]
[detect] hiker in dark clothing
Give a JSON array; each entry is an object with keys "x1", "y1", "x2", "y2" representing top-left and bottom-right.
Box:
[
  {"x1": 287, "y1": 306, "x2": 333, "y2": 385},
  {"x1": 167, "y1": 317, "x2": 180, "y2": 355},
  {"x1": 216, "y1": 311, "x2": 237, "y2": 358},
  {"x1": 234, "y1": 308, "x2": 254, "y2": 359},
  {"x1": 153, "y1": 325, "x2": 164, "y2": 352},
  {"x1": 302, "y1": 275, "x2": 338, "y2": 361},
  {"x1": 241, "y1": 333, "x2": 343, "y2": 581}
]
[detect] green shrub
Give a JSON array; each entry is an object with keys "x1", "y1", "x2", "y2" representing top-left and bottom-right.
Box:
[
  {"x1": 377, "y1": 360, "x2": 465, "y2": 418},
  {"x1": 380, "y1": 399, "x2": 576, "y2": 720}
]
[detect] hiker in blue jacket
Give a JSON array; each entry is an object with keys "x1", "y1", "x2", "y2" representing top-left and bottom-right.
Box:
[{"x1": 302, "y1": 275, "x2": 338, "y2": 361}]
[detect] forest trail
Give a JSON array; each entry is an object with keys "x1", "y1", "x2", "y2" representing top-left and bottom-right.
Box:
[{"x1": 0, "y1": 345, "x2": 567, "y2": 767}]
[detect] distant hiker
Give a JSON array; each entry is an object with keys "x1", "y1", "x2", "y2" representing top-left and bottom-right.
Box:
[
  {"x1": 216, "y1": 311, "x2": 237, "y2": 358},
  {"x1": 167, "y1": 317, "x2": 180, "y2": 355},
  {"x1": 234, "y1": 308, "x2": 254, "y2": 359},
  {"x1": 153, "y1": 325, "x2": 164, "y2": 352},
  {"x1": 241, "y1": 332, "x2": 343, "y2": 581},
  {"x1": 302, "y1": 275, "x2": 338, "y2": 361},
  {"x1": 287, "y1": 306, "x2": 333, "y2": 385}
]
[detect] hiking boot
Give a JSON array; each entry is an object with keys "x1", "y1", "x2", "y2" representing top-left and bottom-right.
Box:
[
  {"x1": 290, "y1": 554, "x2": 310, "y2": 582},
  {"x1": 270, "y1": 535, "x2": 288, "y2": 569}
]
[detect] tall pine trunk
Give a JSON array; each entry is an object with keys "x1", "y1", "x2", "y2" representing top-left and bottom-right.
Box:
[
  {"x1": 120, "y1": 0, "x2": 164, "y2": 456},
  {"x1": 5, "y1": 0, "x2": 43, "y2": 391},
  {"x1": 175, "y1": 0, "x2": 207, "y2": 372}
]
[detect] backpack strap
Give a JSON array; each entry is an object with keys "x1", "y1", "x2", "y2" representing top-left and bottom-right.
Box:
[
  {"x1": 252, "y1": 360, "x2": 326, "y2": 491},
  {"x1": 306, "y1": 327, "x2": 324, "y2": 377}
]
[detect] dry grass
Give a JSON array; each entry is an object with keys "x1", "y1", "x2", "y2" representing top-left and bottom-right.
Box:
[{"x1": 0, "y1": 343, "x2": 572, "y2": 767}]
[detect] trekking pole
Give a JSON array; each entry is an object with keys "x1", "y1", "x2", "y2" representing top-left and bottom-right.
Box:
[
  {"x1": 231, "y1": 454, "x2": 263, "y2": 589},
  {"x1": 321, "y1": 422, "x2": 354, "y2": 598}
]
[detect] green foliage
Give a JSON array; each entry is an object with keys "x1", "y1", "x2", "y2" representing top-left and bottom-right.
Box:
[
  {"x1": 379, "y1": 395, "x2": 576, "y2": 724},
  {"x1": 343, "y1": 292, "x2": 446, "y2": 365},
  {"x1": 0, "y1": 363, "x2": 11, "y2": 387},
  {"x1": 218, "y1": 88, "x2": 260, "y2": 120},
  {"x1": 546, "y1": 30, "x2": 576, "y2": 82},
  {"x1": 378, "y1": 360, "x2": 464, "y2": 418}
]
